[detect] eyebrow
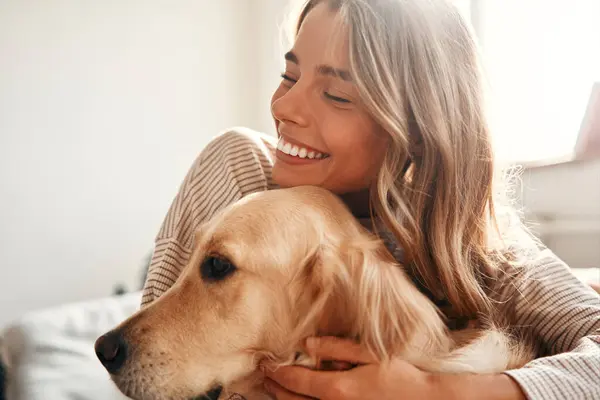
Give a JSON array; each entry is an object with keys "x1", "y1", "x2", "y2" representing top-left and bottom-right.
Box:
[{"x1": 284, "y1": 50, "x2": 352, "y2": 82}]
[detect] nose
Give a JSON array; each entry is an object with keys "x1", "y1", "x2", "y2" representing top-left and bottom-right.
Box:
[
  {"x1": 94, "y1": 330, "x2": 128, "y2": 374},
  {"x1": 271, "y1": 85, "x2": 309, "y2": 128}
]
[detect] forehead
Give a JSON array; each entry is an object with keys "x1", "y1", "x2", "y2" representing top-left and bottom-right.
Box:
[
  {"x1": 201, "y1": 203, "x2": 272, "y2": 248},
  {"x1": 191, "y1": 189, "x2": 344, "y2": 274},
  {"x1": 294, "y1": 2, "x2": 349, "y2": 68},
  {"x1": 195, "y1": 196, "x2": 305, "y2": 267}
]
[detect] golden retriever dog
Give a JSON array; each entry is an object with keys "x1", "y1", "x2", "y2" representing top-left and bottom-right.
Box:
[{"x1": 95, "y1": 186, "x2": 533, "y2": 400}]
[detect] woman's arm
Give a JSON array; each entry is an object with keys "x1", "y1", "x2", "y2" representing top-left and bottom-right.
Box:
[
  {"x1": 495, "y1": 249, "x2": 600, "y2": 399},
  {"x1": 264, "y1": 251, "x2": 598, "y2": 400},
  {"x1": 141, "y1": 128, "x2": 277, "y2": 306},
  {"x1": 431, "y1": 371, "x2": 525, "y2": 400}
]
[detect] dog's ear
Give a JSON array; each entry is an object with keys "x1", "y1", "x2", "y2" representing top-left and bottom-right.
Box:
[
  {"x1": 284, "y1": 237, "x2": 364, "y2": 350},
  {"x1": 288, "y1": 236, "x2": 449, "y2": 362},
  {"x1": 339, "y1": 239, "x2": 449, "y2": 362}
]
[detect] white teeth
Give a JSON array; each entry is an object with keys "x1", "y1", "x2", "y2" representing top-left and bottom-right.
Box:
[
  {"x1": 277, "y1": 137, "x2": 327, "y2": 160},
  {"x1": 282, "y1": 142, "x2": 292, "y2": 155}
]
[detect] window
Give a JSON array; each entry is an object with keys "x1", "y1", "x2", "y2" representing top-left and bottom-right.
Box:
[{"x1": 464, "y1": 0, "x2": 600, "y2": 164}]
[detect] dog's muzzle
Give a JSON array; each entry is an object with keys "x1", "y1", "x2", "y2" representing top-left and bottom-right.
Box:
[{"x1": 193, "y1": 385, "x2": 223, "y2": 400}]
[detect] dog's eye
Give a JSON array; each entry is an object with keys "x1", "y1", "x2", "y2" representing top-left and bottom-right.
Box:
[{"x1": 200, "y1": 256, "x2": 236, "y2": 282}]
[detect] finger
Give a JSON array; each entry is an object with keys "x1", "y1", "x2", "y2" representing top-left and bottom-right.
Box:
[
  {"x1": 265, "y1": 365, "x2": 337, "y2": 398},
  {"x1": 305, "y1": 337, "x2": 376, "y2": 364},
  {"x1": 264, "y1": 377, "x2": 314, "y2": 400}
]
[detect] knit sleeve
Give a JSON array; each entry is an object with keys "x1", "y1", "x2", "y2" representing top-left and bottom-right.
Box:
[
  {"x1": 496, "y1": 249, "x2": 600, "y2": 399},
  {"x1": 141, "y1": 127, "x2": 277, "y2": 307}
]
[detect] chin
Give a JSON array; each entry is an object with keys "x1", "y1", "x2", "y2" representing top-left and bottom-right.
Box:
[{"x1": 272, "y1": 167, "x2": 320, "y2": 189}]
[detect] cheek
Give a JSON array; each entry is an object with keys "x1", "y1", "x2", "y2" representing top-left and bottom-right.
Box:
[
  {"x1": 326, "y1": 122, "x2": 388, "y2": 181},
  {"x1": 210, "y1": 279, "x2": 279, "y2": 350}
]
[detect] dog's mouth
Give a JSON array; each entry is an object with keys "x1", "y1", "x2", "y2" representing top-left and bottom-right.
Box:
[{"x1": 192, "y1": 385, "x2": 223, "y2": 400}]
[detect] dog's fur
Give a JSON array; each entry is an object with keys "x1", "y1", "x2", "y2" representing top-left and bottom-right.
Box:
[{"x1": 99, "y1": 186, "x2": 534, "y2": 400}]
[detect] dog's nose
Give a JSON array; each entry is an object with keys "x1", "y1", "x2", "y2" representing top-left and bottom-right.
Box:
[{"x1": 94, "y1": 330, "x2": 128, "y2": 374}]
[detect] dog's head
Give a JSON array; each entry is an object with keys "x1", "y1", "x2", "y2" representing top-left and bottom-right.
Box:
[{"x1": 95, "y1": 186, "x2": 446, "y2": 400}]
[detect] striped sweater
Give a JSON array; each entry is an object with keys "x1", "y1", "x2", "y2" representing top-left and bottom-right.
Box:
[{"x1": 142, "y1": 128, "x2": 600, "y2": 400}]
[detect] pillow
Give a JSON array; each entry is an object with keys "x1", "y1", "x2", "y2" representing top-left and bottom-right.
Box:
[{"x1": 0, "y1": 292, "x2": 141, "y2": 400}]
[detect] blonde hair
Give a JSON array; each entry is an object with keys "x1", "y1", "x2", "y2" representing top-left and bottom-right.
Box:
[{"x1": 292, "y1": 0, "x2": 539, "y2": 318}]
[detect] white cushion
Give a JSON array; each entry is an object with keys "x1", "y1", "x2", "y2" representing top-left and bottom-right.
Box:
[{"x1": 1, "y1": 292, "x2": 141, "y2": 400}]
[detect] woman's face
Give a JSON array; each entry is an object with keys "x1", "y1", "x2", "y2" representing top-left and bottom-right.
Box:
[{"x1": 270, "y1": 2, "x2": 388, "y2": 194}]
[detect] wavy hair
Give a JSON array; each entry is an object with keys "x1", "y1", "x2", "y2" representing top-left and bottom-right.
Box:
[{"x1": 290, "y1": 0, "x2": 539, "y2": 318}]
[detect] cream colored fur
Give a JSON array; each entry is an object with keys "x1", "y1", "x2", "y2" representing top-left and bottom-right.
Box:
[{"x1": 100, "y1": 186, "x2": 533, "y2": 400}]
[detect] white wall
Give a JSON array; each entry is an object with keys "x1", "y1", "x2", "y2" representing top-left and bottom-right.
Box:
[
  {"x1": 251, "y1": 0, "x2": 293, "y2": 136},
  {"x1": 0, "y1": 0, "x2": 258, "y2": 328}
]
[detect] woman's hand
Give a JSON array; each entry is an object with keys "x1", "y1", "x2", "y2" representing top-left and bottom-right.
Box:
[
  {"x1": 263, "y1": 336, "x2": 527, "y2": 400},
  {"x1": 262, "y1": 336, "x2": 436, "y2": 400}
]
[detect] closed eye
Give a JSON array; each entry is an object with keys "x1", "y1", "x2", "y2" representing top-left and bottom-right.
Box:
[
  {"x1": 281, "y1": 73, "x2": 297, "y2": 84},
  {"x1": 324, "y1": 92, "x2": 351, "y2": 104},
  {"x1": 280, "y1": 73, "x2": 351, "y2": 104}
]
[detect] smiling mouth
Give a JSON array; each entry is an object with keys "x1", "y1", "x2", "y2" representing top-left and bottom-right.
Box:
[{"x1": 277, "y1": 137, "x2": 330, "y2": 160}]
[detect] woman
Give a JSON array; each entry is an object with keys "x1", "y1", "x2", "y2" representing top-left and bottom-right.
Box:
[{"x1": 142, "y1": 0, "x2": 600, "y2": 399}]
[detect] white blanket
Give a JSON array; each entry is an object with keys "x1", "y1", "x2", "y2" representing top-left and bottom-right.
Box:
[{"x1": 1, "y1": 292, "x2": 141, "y2": 400}]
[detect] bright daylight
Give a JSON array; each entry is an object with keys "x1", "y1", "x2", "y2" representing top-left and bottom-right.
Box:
[{"x1": 1, "y1": 1, "x2": 599, "y2": 400}]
